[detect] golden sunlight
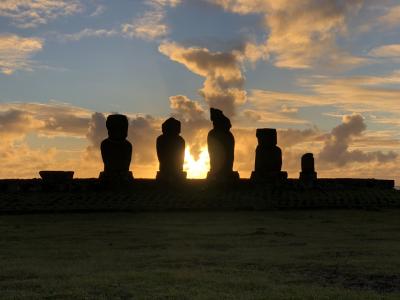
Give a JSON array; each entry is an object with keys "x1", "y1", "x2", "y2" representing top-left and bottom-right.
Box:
[{"x1": 183, "y1": 146, "x2": 210, "y2": 179}]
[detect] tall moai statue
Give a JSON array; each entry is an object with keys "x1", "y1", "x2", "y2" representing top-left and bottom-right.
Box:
[
  {"x1": 99, "y1": 114, "x2": 133, "y2": 186},
  {"x1": 299, "y1": 153, "x2": 317, "y2": 182},
  {"x1": 207, "y1": 108, "x2": 239, "y2": 181},
  {"x1": 156, "y1": 117, "x2": 186, "y2": 181},
  {"x1": 251, "y1": 128, "x2": 287, "y2": 182}
]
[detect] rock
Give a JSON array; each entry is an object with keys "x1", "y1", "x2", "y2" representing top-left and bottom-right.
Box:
[
  {"x1": 156, "y1": 117, "x2": 186, "y2": 181},
  {"x1": 251, "y1": 128, "x2": 287, "y2": 182},
  {"x1": 99, "y1": 114, "x2": 133, "y2": 187},
  {"x1": 299, "y1": 153, "x2": 317, "y2": 182},
  {"x1": 207, "y1": 108, "x2": 239, "y2": 181}
]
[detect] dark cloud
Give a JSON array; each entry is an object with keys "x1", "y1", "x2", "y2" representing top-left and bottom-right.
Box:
[
  {"x1": 0, "y1": 109, "x2": 41, "y2": 136},
  {"x1": 129, "y1": 115, "x2": 159, "y2": 165},
  {"x1": 319, "y1": 114, "x2": 397, "y2": 166}
]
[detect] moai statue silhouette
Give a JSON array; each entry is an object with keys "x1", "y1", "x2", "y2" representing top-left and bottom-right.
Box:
[
  {"x1": 251, "y1": 128, "x2": 287, "y2": 182},
  {"x1": 99, "y1": 114, "x2": 133, "y2": 187},
  {"x1": 207, "y1": 108, "x2": 239, "y2": 181},
  {"x1": 299, "y1": 153, "x2": 317, "y2": 183},
  {"x1": 156, "y1": 117, "x2": 186, "y2": 181}
]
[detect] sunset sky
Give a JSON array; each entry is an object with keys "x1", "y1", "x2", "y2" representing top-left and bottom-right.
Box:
[{"x1": 1, "y1": 0, "x2": 400, "y2": 181}]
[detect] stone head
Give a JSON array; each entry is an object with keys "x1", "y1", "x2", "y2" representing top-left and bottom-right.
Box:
[
  {"x1": 301, "y1": 153, "x2": 315, "y2": 170},
  {"x1": 162, "y1": 117, "x2": 181, "y2": 136},
  {"x1": 256, "y1": 128, "x2": 277, "y2": 146},
  {"x1": 106, "y1": 114, "x2": 129, "y2": 141},
  {"x1": 302, "y1": 153, "x2": 314, "y2": 162},
  {"x1": 210, "y1": 108, "x2": 231, "y2": 131}
]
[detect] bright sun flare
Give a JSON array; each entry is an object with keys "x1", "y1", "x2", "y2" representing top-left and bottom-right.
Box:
[{"x1": 183, "y1": 146, "x2": 210, "y2": 179}]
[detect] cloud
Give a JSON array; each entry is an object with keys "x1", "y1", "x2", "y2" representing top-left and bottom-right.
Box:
[
  {"x1": 319, "y1": 114, "x2": 397, "y2": 166},
  {"x1": 0, "y1": 101, "x2": 92, "y2": 137},
  {"x1": 208, "y1": 0, "x2": 268, "y2": 14},
  {"x1": 169, "y1": 95, "x2": 210, "y2": 159},
  {"x1": 378, "y1": 4, "x2": 400, "y2": 28},
  {"x1": 0, "y1": 101, "x2": 96, "y2": 179},
  {"x1": 159, "y1": 41, "x2": 246, "y2": 116},
  {"x1": 369, "y1": 44, "x2": 400, "y2": 58},
  {"x1": 249, "y1": 68, "x2": 400, "y2": 115},
  {"x1": 122, "y1": 0, "x2": 181, "y2": 41},
  {"x1": 0, "y1": 101, "x2": 399, "y2": 181},
  {"x1": 264, "y1": 0, "x2": 366, "y2": 69},
  {"x1": 0, "y1": 34, "x2": 43, "y2": 75},
  {"x1": 86, "y1": 112, "x2": 107, "y2": 151},
  {"x1": 90, "y1": 4, "x2": 106, "y2": 17},
  {"x1": 242, "y1": 109, "x2": 309, "y2": 126},
  {"x1": 170, "y1": 95, "x2": 207, "y2": 123},
  {"x1": 0, "y1": 0, "x2": 83, "y2": 28},
  {"x1": 0, "y1": 109, "x2": 44, "y2": 140},
  {"x1": 210, "y1": 0, "x2": 367, "y2": 69},
  {"x1": 305, "y1": 72, "x2": 400, "y2": 112},
  {"x1": 62, "y1": 28, "x2": 119, "y2": 42}
]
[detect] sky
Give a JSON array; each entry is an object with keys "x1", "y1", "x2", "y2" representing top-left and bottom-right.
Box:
[{"x1": 0, "y1": 0, "x2": 400, "y2": 181}]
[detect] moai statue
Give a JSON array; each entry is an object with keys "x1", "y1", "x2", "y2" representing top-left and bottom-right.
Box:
[
  {"x1": 207, "y1": 108, "x2": 239, "y2": 181},
  {"x1": 156, "y1": 117, "x2": 186, "y2": 181},
  {"x1": 251, "y1": 128, "x2": 287, "y2": 182},
  {"x1": 99, "y1": 114, "x2": 133, "y2": 186},
  {"x1": 299, "y1": 153, "x2": 317, "y2": 182}
]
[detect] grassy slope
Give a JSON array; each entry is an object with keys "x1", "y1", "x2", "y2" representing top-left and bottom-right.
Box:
[{"x1": 0, "y1": 210, "x2": 399, "y2": 299}]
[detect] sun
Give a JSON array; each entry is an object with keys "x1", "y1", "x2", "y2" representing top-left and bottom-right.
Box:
[{"x1": 183, "y1": 146, "x2": 210, "y2": 179}]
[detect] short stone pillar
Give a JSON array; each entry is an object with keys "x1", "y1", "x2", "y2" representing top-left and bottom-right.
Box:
[
  {"x1": 156, "y1": 117, "x2": 186, "y2": 181},
  {"x1": 299, "y1": 153, "x2": 317, "y2": 182},
  {"x1": 251, "y1": 128, "x2": 287, "y2": 182},
  {"x1": 207, "y1": 108, "x2": 239, "y2": 181},
  {"x1": 99, "y1": 114, "x2": 133, "y2": 187}
]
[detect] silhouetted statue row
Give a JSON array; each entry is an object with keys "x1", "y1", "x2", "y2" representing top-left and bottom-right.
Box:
[{"x1": 99, "y1": 109, "x2": 317, "y2": 185}]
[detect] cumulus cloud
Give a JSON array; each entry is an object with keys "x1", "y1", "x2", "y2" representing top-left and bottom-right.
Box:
[
  {"x1": 210, "y1": 0, "x2": 367, "y2": 69},
  {"x1": 0, "y1": 109, "x2": 44, "y2": 140},
  {"x1": 319, "y1": 114, "x2": 397, "y2": 166},
  {"x1": 169, "y1": 95, "x2": 210, "y2": 158},
  {"x1": 122, "y1": 0, "x2": 181, "y2": 40},
  {"x1": 0, "y1": 34, "x2": 43, "y2": 75},
  {"x1": 0, "y1": 101, "x2": 95, "y2": 179},
  {"x1": 0, "y1": 0, "x2": 83, "y2": 28},
  {"x1": 0, "y1": 101, "x2": 92, "y2": 137},
  {"x1": 159, "y1": 41, "x2": 246, "y2": 116}
]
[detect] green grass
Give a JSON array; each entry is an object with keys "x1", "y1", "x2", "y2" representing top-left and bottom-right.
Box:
[{"x1": 0, "y1": 210, "x2": 399, "y2": 299}]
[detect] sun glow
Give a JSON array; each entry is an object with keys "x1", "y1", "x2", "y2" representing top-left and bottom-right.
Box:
[{"x1": 184, "y1": 146, "x2": 210, "y2": 179}]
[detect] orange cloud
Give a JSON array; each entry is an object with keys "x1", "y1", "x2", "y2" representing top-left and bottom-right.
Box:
[
  {"x1": 159, "y1": 41, "x2": 247, "y2": 116},
  {"x1": 0, "y1": 34, "x2": 43, "y2": 74},
  {"x1": 378, "y1": 4, "x2": 400, "y2": 28},
  {"x1": 210, "y1": 0, "x2": 367, "y2": 69},
  {"x1": 369, "y1": 44, "x2": 400, "y2": 58},
  {"x1": 0, "y1": 0, "x2": 83, "y2": 28},
  {"x1": 0, "y1": 100, "x2": 398, "y2": 183},
  {"x1": 122, "y1": 0, "x2": 181, "y2": 41}
]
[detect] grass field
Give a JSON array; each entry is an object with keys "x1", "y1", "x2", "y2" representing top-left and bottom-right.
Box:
[{"x1": 0, "y1": 210, "x2": 399, "y2": 299}]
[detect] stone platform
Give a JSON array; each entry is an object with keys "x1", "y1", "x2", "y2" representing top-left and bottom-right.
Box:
[{"x1": 0, "y1": 178, "x2": 398, "y2": 213}]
